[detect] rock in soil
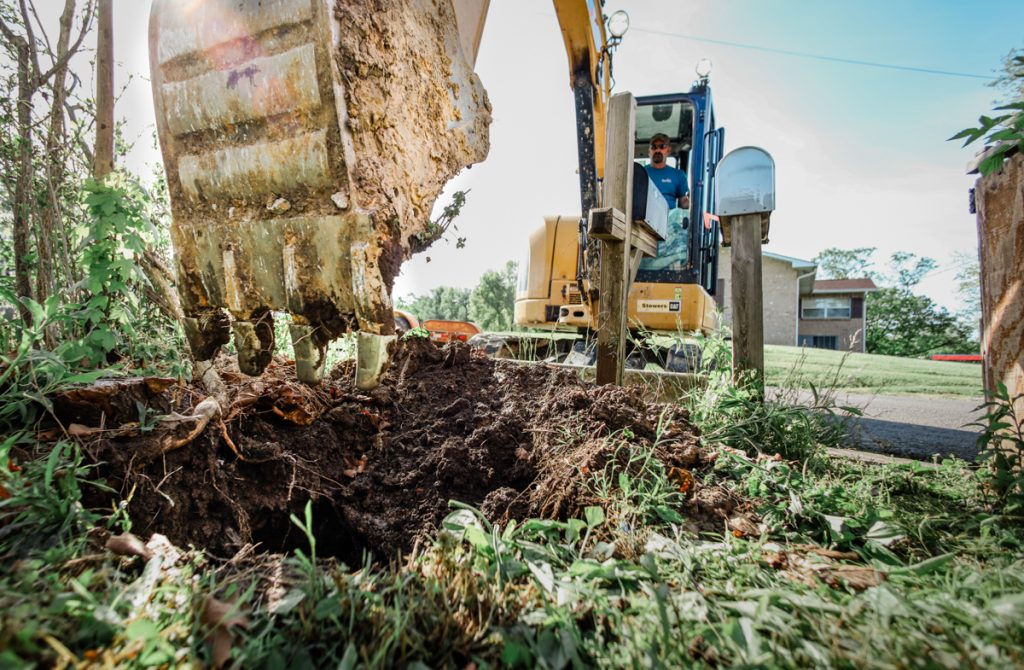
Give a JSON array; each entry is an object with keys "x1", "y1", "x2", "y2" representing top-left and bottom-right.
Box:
[{"x1": 74, "y1": 339, "x2": 723, "y2": 563}]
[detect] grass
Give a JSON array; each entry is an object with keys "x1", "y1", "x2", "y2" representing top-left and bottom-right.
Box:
[
  {"x1": 764, "y1": 344, "x2": 983, "y2": 398},
  {"x1": 0, "y1": 343, "x2": 1021, "y2": 668}
]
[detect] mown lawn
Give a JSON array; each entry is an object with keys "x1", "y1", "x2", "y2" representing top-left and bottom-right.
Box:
[{"x1": 764, "y1": 345, "x2": 984, "y2": 398}]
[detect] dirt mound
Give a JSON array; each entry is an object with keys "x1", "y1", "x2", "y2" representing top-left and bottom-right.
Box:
[{"x1": 76, "y1": 339, "x2": 722, "y2": 562}]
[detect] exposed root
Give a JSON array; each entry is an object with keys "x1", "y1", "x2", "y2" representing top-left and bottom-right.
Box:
[
  {"x1": 219, "y1": 419, "x2": 246, "y2": 461},
  {"x1": 158, "y1": 398, "x2": 222, "y2": 454}
]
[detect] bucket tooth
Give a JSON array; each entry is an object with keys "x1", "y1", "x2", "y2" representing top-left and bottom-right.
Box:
[
  {"x1": 232, "y1": 312, "x2": 275, "y2": 376},
  {"x1": 182, "y1": 310, "x2": 231, "y2": 362},
  {"x1": 290, "y1": 323, "x2": 328, "y2": 384},
  {"x1": 355, "y1": 332, "x2": 396, "y2": 391}
]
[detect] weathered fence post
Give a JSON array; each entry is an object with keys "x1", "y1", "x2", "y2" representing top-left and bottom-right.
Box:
[
  {"x1": 974, "y1": 153, "x2": 1024, "y2": 430},
  {"x1": 594, "y1": 92, "x2": 636, "y2": 386}
]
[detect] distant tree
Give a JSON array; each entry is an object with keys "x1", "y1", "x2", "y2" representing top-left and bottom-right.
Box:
[
  {"x1": 395, "y1": 286, "x2": 472, "y2": 321},
  {"x1": 953, "y1": 250, "x2": 982, "y2": 338},
  {"x1": 0, "y1": 0, "x2": 97, "y2": 321},
  {"x1": 866, "y1": 289, "x2": 975, "y2": 357},
  {"x1": 865, "y1": 251, "x2": 974, "y2": 357},
  {"x1": 812, "y1": 247, "x2": 877, "y2": 280},
  {"x1": 469, "y1": 260, "x2": 517, "y2": 331},
  {"x1": 886, "y1": 251, "x2": 937, "y2": 289}
]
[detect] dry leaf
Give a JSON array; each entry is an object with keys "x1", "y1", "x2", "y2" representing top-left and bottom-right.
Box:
[
  {"x1": 343, "y1": 454, "x2": 368, "y2": 478},
  {"x1": 668, "y1": 467, "x2": 695, "y2": 494},
  {"x1": 728, "y1": 516, "x2": 761, "y2": 538},
  {"x1": 68, "y1": 423, "x2": 102, "y2": 437},
  {"x1": 106, "y1": 533, "x2": 155, "y2": 561},
  {"x1": 818, "y1": 564, "x2": 885, "y2": 591},
  {"x1": 201, "y1": 597, "x2": 250, "y2": 668}
]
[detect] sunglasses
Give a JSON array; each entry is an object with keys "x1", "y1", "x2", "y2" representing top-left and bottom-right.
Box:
[{"x1": 650, "y1": 143, "x2": 669, "y2": 150}]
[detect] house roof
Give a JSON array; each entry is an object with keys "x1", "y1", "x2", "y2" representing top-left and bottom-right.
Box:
[
  {"x1": 813, "y1": 278, "x2": 878, "y2": 293},
  {"x1": 763, "y1": 251, "x2": 816, "y2": 270}
]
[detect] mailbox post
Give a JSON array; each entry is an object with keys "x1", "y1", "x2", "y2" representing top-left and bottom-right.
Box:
[{"x1": 715, "y1": 147, "x2": 775, "y2": 391}]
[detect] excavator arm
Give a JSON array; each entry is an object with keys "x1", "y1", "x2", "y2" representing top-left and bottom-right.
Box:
[{"x1": 553, "y1": 0, "x2": 613, "y2": 215}]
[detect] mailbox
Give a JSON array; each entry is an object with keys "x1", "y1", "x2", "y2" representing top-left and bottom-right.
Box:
[{"x1": 715, "y1": 146, "x2": 775, "y2": 246}]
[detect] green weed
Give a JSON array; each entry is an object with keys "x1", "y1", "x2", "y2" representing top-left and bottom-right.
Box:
[{"x1": 972, "y1": 383, "x2": 1024, "y2": 512}]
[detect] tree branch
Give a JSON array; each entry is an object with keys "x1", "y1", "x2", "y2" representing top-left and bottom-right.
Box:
[
  {"x1": 34, "y1": 0, "x2": 95, "y2": 87},
  {"x1": 0, "y1": 16, "x2": 22, "y2": 44},
  {"x1": 17, "y1": 0, "x2": 42, "y2": 82}
]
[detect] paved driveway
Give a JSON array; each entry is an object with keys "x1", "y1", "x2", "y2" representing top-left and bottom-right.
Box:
[{"x1": 774, "y1": 390, "x2": 986, "y2": 462}]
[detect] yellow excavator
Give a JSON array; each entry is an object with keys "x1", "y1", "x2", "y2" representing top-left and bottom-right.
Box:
[{"x1": 148, "y1": 0, "x2": 723, "y2": 387}]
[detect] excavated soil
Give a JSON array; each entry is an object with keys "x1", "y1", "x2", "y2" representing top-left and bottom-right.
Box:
[{"x1": 69, "y1": 340, "x2": 737, "y2": 563}]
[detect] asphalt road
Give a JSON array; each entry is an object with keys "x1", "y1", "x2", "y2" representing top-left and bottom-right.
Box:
[{"x1": 773, "y1": 390, "x2": 985, "y2": 462}]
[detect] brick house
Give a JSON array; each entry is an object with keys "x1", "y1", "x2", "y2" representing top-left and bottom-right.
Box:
[{"x1": 717, "y1": 249, "x2": 877, "y2": 351}]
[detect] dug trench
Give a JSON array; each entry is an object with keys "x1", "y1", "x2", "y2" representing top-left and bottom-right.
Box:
[{"x1": 57, "y1": 339, "x2": 750, "y2": 565}]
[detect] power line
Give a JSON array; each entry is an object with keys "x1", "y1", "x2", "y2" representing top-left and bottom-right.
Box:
[{"x1": 632, "y1": 26, "x2": 993, "y2": 80}]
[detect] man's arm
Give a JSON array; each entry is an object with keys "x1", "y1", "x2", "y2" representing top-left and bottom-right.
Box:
[
  {"x1": 676, "y1": 173, "x2": 690, "y2": 209},
  {"x1": 675, "y1": 169, "x2": 692, "y2": 208}
]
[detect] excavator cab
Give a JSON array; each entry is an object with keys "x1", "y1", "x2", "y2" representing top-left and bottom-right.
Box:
[{"x1": 633, "y1": 87, "x2": 724, "y2": 296}]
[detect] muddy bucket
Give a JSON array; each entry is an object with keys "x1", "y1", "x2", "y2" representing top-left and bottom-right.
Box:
[{"x1": 149, "y1": 0, "x2": 491, "y2": 384}]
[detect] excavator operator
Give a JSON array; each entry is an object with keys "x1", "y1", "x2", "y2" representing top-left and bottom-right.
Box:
[
  {"x1": 640, "y1": 133, "x2": 691, "y2": 271},
  {"x1": 645, "y1": 132, "x2": 690, "y2": 209}
]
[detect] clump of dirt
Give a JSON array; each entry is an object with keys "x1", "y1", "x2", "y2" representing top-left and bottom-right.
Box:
[{"x1": 74, "y1": 339, "x2": 734, "y2": 562}]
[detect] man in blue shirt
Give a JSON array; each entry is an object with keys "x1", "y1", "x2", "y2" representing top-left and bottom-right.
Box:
[
  {"x1": 645, "y1": 133, "x2": 689, "y2": 209},
  {"x1": 639, "y1": 133, "x2": 690, "y2": 271}
]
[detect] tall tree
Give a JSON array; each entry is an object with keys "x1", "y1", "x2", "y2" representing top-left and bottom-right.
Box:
[
  {"x1": 41, "y1": 0, "x2": 84, "y2": 293},
  {"x1": 887, "y1": 251, "x2": 936, "y2": 289},
  {"x1": 865, "y1": 251, "x2": 973, "y2": 357},
  {"x1": 866, "y1": 289, "x2": 974, "y2": 358},
  {"x1": 395, "y1": 261, "x2": 519, "y2": 331},
  {"x1": 469, "y1": 261, "x2": 517, "y2": 331},
  {"x1": 92, "y1": 0, "x2": 113, "y2": 179},
  {"x1": 812, "y1": 247, "x2": 877, "y2": 280},
  {"x1": 0, "y1": 0, "x2": 95, "y2": 319},
  {"x1": 953, "y1": 250, "x2": 981, "y2": 338},
  {"x1": 7, "y1": 25, "x2": 33, "y2": 321}
]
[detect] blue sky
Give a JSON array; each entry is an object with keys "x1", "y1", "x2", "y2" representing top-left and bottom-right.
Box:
[
  {"x1": 103, "y1": 1, "x2": 1023, "y2": 310},
  {"x1": 392, "y1": 1, "x2": 1023, "y2": 310}
]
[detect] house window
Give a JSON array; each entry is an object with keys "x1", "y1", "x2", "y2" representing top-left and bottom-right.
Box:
[
  {"x1": 801, "y1": 297, "x2": 851, "y2": 319},
  {"x1": 798, "y1": 335, "x2": 839, "y2": 350}
]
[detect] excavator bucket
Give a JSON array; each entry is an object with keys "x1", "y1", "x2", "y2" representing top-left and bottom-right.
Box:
[{"x1": 148, "y1": 0, "x2": 491, "y2": 386}]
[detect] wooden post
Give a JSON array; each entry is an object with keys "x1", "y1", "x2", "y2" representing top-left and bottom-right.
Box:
[
  {"x1": 975, "y1": 153, "x2": 1024, "y2": 437},
  {"x1": 730, "y1": 213, "x2": 765, "y2": 391},
  {"x1": 595, "y1": 92, "x2": 635, "y2": 386}
]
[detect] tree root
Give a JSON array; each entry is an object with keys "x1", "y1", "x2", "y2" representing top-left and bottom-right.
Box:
[{"x1": 158, "y1": 397, "x2": 222, "y2": 454}]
